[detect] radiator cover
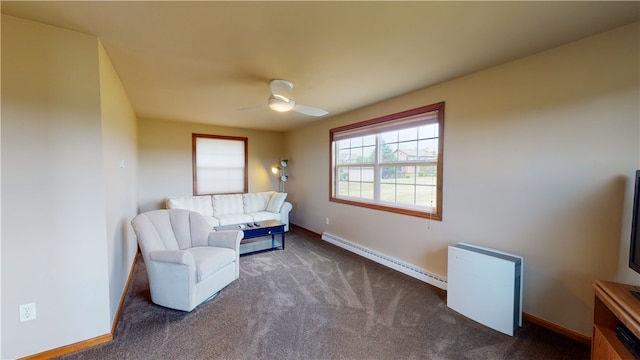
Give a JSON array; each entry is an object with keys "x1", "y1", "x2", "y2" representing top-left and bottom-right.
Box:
[{"x1": 447, "y1": 243, "x2": 523, "y2": 336}]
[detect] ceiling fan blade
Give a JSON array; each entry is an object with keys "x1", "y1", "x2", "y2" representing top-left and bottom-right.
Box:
[
  {"x1": 269, "y1": 79, "x2": 293, "y2": 99},
  {"x1": 293, "y1": 104, "x2": 328, "y2": 117}
]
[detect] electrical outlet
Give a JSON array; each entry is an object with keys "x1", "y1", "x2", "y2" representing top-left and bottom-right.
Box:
[
  {"x1": 326, "y1": 217, "x2": 330, "y2": 225},
  {"x1": 19, "y1": 302, "x2": 36, "y2": 322}
]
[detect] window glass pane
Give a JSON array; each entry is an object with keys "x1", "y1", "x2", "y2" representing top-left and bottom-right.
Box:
[
  {"x1": 350, "y1": 137, "x2": 363, "y2": 147},
  {"x1": 338, "y1": 149, "x2": 350, "y2": 164},
  {"x1": 416, "y1": 185, "x2": 436, "y2": 207},
  {"x1": 417, "y1": 165, "x2": 437, "y2": 184},
  {"x1": 399, "y1": 166, "x2": 417, "y2": 183},
  {"x1": 380, "y1": 183, "x2": 396, "y2": 202},
  {"x1": 338, "y1": 139, "x2": 351, "y2": 150},
  {"x1": 381, "y1": 166, "x2": 397, "y2": 182},
  {"x1": 363, "y1": 146, "x2": 375, "y2": 163},
  {"x1": 418, "y1": 124, "x2": 438, "y2": 139},
  {"x1": 338, "y1": 167, "x2": 349, "y2": 181},
  {"x1": 363, "y1": 135, "x2": 376, "y2": 146},
  {"x1": 349, "y1": 182, "x2": 361, "y2": 197},
  {"x1": 380, "y1": 131, "x2": 397, "y2": 144},
  {"x1": 380, "y1": 142, "x2": 398, "y2": 162},
  {"x1": 398, "y1": 127, "x2": 417, "y2": 142},
  {"x1": 349, "y1": 167, "x2": 362, "y2": 181},
  {"x1": 396, "y1": 184, "x2": 416, "y2": 205},
  {"x1": 338, "y1": 180, "x2": 349, "y2": 196},
  {"x1": 398, "y1": 142, "x2": 418, "y2": 161},
  {"x1": 361, "y1": 181, "x2": 374, "y2": 200},
  {"x1": 419, "y1": 139, "x2": 438, "y2": 158},
  {"x1": 350, "y1": 148, "x2": 363, "y2": 164}
]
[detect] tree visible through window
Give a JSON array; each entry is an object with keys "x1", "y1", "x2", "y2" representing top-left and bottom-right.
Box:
[
  {"x1": 192, "y1": 134, "x2": 247, "y2": 195},
  {"x1": 330, "y1": 102, "x2": 444, "y2": 220}
]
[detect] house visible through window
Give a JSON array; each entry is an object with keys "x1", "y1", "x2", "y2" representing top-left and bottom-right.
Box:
[
  {"x1": 192, "y1": 134, "x2": 248, "y2": 195},
  {"x1": 330, "y1": 102, "x2": 444, "y2": 220}
]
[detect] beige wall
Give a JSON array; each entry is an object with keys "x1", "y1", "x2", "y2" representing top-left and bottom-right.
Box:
[
  {"x1": 98, "y1": 41, "x2": 139, "y2": 325},
  {"x1": 1, "y1": 15, "x2": 111, "y2": 358},
  {"x1": 137, "y1": 118, "x2": 286, "y2": 212},
  {"x1": 286, "y1": 23, "x2": 640, "y2": 336}
]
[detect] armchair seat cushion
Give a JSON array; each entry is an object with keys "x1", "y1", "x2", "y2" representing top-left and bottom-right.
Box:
[{"x1": 186, "y1": 246, "x2": 237, "y2": 282}]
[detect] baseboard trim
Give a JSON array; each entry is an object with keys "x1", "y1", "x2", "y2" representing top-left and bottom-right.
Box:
[
  {"x1": 522, "y1": 313, "x2": 591, "y2": 345},
  {"x1": 292, "y1": 223, "x2": 592, "y2": 346},
  {"x1": 19, "y1": 333, "x2": 113, "y2": 360},
  {"x1": 320, "y1": 231, "x2": 448, "y2": 290},
  {"x1": 112, "y1": 252, "x2": 138, "y2": 334},
  {"x1": 19, "y1": 255, "x2": 138, "y2": 360},
  {"x1": 290, "y1": 223, "x2": 321, "y2": 237}
]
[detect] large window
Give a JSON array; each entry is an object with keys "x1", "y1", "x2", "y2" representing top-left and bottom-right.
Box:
[
  {"x1": 192, "y1": 134, "x2": 248, "y2": 195},
  {"x1": 330, "y1": 102, "x2": 444, "y2": 220}
]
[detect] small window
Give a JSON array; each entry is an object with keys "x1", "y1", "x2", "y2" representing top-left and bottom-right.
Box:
[
  {"x1": 330, "y1": 102, "x2": 444, "y2": 220},
  {"x1": 192, "y1": 134, "x2": 248, "y2": 195}
]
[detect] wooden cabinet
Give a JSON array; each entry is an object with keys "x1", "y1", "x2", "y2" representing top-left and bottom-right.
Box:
[{"x1": 592, "y1": 280, "x2": 640, "y2": 359}]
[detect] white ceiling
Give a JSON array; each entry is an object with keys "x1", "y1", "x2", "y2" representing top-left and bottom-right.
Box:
[{"x1": 2, "y1": 1, "x2": 639, "y2": 132}]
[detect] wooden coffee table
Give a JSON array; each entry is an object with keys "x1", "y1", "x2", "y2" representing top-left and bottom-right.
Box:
[{"x1": 215, "y1": 220, "x2": 285, "y2": 256}]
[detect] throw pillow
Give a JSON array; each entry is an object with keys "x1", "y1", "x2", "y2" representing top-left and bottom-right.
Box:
[{"x1": 266, "y1": 192, "x2": 287, "y2": 213}]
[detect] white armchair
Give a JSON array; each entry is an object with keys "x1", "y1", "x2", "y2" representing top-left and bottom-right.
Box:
[{"x1": 131, "y1": 209, "x2": 243, "y2": 311}]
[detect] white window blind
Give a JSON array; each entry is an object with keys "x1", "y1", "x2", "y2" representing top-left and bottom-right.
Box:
[
  {"x1": 332, "y1": 111, "x2": 439, "y2": 141},
  {"x1": 193, "y1": 134, "x2": 247, "y2": 195}
]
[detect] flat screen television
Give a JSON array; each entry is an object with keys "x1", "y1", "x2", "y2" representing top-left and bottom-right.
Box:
[{"x1": 629, "y1": 170, "x2": 640, "y2": 298}]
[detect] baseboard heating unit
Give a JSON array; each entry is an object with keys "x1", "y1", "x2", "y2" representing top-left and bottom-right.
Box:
[
  {"x1": 447, "y1": 243, "x2": 523, "y2": 336},
  {"x1": 321, "y1": 232, "x2": 447, "y2": 290}
]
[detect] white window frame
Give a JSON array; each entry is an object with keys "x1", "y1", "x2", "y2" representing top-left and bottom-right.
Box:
[
  {"x1": 192, "y1": 134, "x2": 248, "y2": 195},
  {"x1": 330, "y1": 102, "x2": 444, "y2": 220}
]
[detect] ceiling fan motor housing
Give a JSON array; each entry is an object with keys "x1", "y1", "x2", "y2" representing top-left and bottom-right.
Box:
[{"x1": 268, "y1": 94, "x2": 295, "y2": 112}]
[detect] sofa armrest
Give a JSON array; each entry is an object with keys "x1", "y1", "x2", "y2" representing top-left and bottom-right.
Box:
[
  {"x1": 149, "y1": 250, "x2": 195, "y2": 266},
  {"x1": 208, "y1": 230, "x2": 243, "y2": 252},
  {"x1": 280, "y1": 201, "x2": 292, "y2": 214},
  {"x1": 280, "y1": 201, "x2": 292, "y2": 232}
]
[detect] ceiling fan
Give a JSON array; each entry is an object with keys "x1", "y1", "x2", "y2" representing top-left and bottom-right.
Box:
[{"x1": 241, "y1": 79, "x2": 328, "y2": 117}]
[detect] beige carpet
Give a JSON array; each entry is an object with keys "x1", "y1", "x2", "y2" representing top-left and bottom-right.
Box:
[{"x1": 57, "y1": 227, "x2": 590, "y2": 359}]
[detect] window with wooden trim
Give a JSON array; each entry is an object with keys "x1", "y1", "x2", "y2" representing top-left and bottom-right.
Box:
[
  {"x1": 192, "y1": 134, "x2": 248, "y2": 195},
  {"x1": 330, "y1": 102, "x2": 444, "y2": 220}
]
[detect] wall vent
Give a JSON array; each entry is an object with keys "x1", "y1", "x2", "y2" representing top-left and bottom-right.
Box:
[{"x1": 321, "y1": 232, "x2": 447, "y2": 290}]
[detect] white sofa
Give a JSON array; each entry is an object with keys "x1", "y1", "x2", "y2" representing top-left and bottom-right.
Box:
[{"x1": 166, "y1": 191, "x2": 292, "y2": 231}]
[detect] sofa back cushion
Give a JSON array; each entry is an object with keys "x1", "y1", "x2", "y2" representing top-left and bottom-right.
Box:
[
  {"x1": 243, "y1": 191, "x2": 275, "y2": 213},
  {"x1": 212, "y1": 194, "x2": 244, "y2": 217},
  {"x1": 166, "y1": 195, "x2": 214, "y2": 217},
  {"x1": 266, "y1": 192, "x2": 288, "y2": 213}
]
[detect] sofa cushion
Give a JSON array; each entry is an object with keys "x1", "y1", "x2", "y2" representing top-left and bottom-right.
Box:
[
  {"x1": 212, "y1": 194, "x2": 244, "y2": 217},
  {"x1": 266, "y1": 192, "x2": 288, "y2": 213},
  {"x1": 247, "y1": 211, "x2": 281, "y2": 223},
  {"x1": 186, "y1": 246, "x2": 236, "y2": 282},
  {"x1": 217, "y1": 213, "x2": 254, "y2": 226},
  {"x1": 243, "y1": 191, "x2": 274, "y2": 213},
  {"x1": 166, "y1": 196, "x2": 214, "y2": 217}
]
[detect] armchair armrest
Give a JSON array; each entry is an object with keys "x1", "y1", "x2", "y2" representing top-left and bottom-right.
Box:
[
  {"x1": 149, "y1": 250, "x2": 194, "y2": 266},
  {"x1": 208, "y1": 230, "x2": 243, "y2": 252}
]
